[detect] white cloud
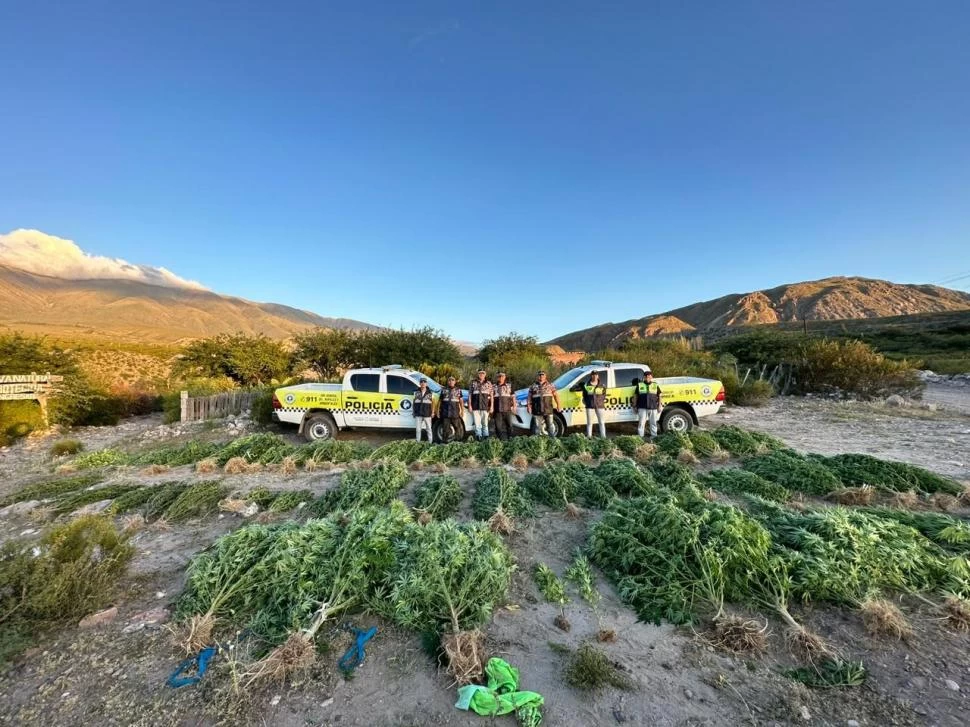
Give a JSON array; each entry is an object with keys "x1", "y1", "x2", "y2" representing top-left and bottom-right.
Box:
[{"x1": 0, "y1": 229, "x2": 207, "y2": 290}]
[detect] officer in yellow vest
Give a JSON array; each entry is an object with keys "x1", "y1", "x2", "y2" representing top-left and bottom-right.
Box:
[
  {"x1": 582, "y1": 372, "x2": 607, "y2": 438},
  {"x1": 636, "y1": 371, "x2": 662, "y2": 439}
]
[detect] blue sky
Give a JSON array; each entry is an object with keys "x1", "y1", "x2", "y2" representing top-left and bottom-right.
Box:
[{"x1": 2, "y1": 1, "x2": 969, "y2": 343}]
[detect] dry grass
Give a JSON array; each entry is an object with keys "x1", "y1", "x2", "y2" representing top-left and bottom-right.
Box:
[
  {"x1": 264, "y1": 463, "x2": 280, "y2": 473},
  {"x1": 785, "y1": 626, "x2": 833, "y2": 663},
  {"x1": 442, "y1": 630, "x2": 485, "y2": 685},
  {"x1": 459, "y1": 456, "x2": 479, "y2": 469},
  {"x1": 860, "y1": 598, "x2": 912, "y2": 639},
  {"x1": 304, "y1": 459, "x2": 332, "y2": 472},
  {"x1": 930, "y1": 493, "x2": 959, "y2": 512},
  {"x1": 633, "y1": 443, "x2": 656, "y2": 464},
  {"x1": 152, "y1": 517, "x2": 172, "y2": 532},
  {"x1": 568, "y1": 452, "x2": 594, "y2": 464},
  {"x1": 487, "y1": 507, "x2": 515, "y2": 535},
  {"x1": 218, "y1": 498, "x2": 250, "y2": 514},
  {"x1": 889, "y1": 490, "x2": 920, "y2": 509},
  {"x1": 676, "y1": 448, "x2": 699, "y2": 465},
  {"x1": 831, "y1": 485, "x2": 875, "y2": 506},
  {"x1": 703, "y1": 487, "x2": 718, "y2": 501},
  {"x1": 349, "y1": 460, "x2": 375, "y2": 471},
  {"x1": 178, "y1": 612, "x2": 215, "y2": 655},
  {"x1": 711, "y1": 450, "x2": 731, "y2": 464},
  {"x1": 247, "y1": 462, "x2": 264, "y2": 473},
  {"x1": 565, "y1": 502, "x2": 582, "y2": 519},
  {"x1": 709, "y1": 615, "x2": 768, "y2": 654},
  {"x1": 430, "y1": 463, "x2": 449, "y2": 474},
  {"x1": 409, "y1": 460, "x2": 426, "y2": 471},
  {"x1": 28, "y1": 505, "x2": 56, "y2": 523},
  {"x1": 280, "y1": 456, "x2": 298, "y2": 476},
  {"x1": 121, "y1": 513, "x2": 146, "y2": 532},
  {"x1": 943, "y1": 596, "x2": 970, "y2": 632},
  {"x1": 959, "y1": 485, "x2": 970, "y2": 507},
  {"x1": 196, "y1": 457, "x2": 218, "y2": 474},
  {"x1": 223, "y1": 457, "x2": 249, "y2": 474},
  {"x1": 55, "y1": 463, "x2": 78, "y2": 475},
  {"x1": 510, "y1": 454, "x2": 529, "y2": 472},
  {"x1": 141, "y1": 464, "x2": 170, "y2": 476}
]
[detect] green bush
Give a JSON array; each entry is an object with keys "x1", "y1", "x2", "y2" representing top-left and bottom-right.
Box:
[
  {"x1": 726, "y1": 377, "x2": 774, "y2": 407},
  {"x1": 174, "y1": 333, "x2": 292, "y2": 387},
  {"x1": 250, "y1": 388, "x2": 275, "y2": 425},
  {"x1": 413, "y1": 474, "x2": 464, "y2": 519},
  {"x1": 743, "y1": 450, "x2": 842, "y2": 496},
  {"x1": 160, "y1": 377, "x2": 238, "y2": 424},
  {"x1": 0, "y1": 516, "x2": 133, "y2": 662},
  {"x1": 0, "y1": 401, "x2": 46, "y2": 446},
  {"x1": 73, "y1": 448, "x2": 130, "y2": 469},
  {"x1": 50, "y1": 439, "x2": 84, "y2": 457}
]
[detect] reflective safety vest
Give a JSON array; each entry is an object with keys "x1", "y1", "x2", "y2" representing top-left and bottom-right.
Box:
[
  {"x1": 493, "y1": 382, "x2": 515, "y2": 413},
  {"x1": 636, "y1": 381, "x2": 661, "y2": 410},
  {"x1": 413, "y1": 389, "x2": 434, "y2": 418},
  {"x1": 469, "y1": 380, "x2": 493, "y2": 411},
  {"x1": 440, "y1": 386, "x2": 463, "y2": 418},
  {"x1": 583, "y1": 383, "x2": 606, "y2": 409},
  {"x1": 529, "y1": 381, "x2": 556, "y2": 416}
]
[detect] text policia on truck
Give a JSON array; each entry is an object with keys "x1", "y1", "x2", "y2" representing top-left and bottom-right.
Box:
[{"x1": 271, "y1": 362, "x2": 725, "y2": 443}]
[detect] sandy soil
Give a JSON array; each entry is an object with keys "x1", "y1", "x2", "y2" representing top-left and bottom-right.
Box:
[{"x1": 2, "y1": 390, "x2": 969, "y2": 727}]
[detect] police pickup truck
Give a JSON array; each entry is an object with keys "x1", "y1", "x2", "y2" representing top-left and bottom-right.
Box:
[
  {"x1": 272, "y1": 365, "x2": 474, "y2": 442},
  {"x1": 272, "y1": 362, "x2": 724, "y2": 442},
  {"x1": 511, "y1": 361, "x2": 725, "y2": 437}
]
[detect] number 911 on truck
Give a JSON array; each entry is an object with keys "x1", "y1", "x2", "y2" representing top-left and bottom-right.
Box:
[{"x1": 271, "y1": 362, "x2": 725, "y2": 442}]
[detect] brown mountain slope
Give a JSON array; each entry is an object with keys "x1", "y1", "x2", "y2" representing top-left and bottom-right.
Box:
[
  {"x1": 0, "y1": 264, "x2": 378, "y2": 344},
  {"x1": 548, "y1": 276, "x2": 970, "y2": 351}
]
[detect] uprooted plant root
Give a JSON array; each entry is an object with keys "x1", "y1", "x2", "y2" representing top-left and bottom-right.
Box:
[
  {"x1": 487, "y1": 508, "x2": 515, "y2": 535},
  {"x1": 564, "y1": 502, "x2": 582, "y2": 519},
  {"x1": 417, "y1": 511, "x2": 433, "y2": 526},
  {"x1": 178, "y1": 612, "x2": 215, "y2": 655},
  {"x1": 244, "y1": 631, "x2": 316, "y2": 684},
  {"x1": 554, "y1": 614, "x2": 572, "y2": 632},
  {"x1": 785, "y1": 625, "x2": 833, "y2": 663},
  {"x1": 223, "y1": 457, "x2": 249, "y2": 475},
  {"x1": 831, "y1": 485, "x2": 875, "y2": 506},
  {"x1": 860, "y1": 598, "x2": 912, "y2": 640},
  {"x1": 709, "y1": 614, "x2": 768, "y2": 654},
  {"x1": 442, "y1": 629, "x2": 485, "y2": 685},
  {"x1": 943, "y1": 595, "x2": 970, "y2": 631},
  {"x1": 597, "y1": 628, "x2": 617, "y2": 643}
]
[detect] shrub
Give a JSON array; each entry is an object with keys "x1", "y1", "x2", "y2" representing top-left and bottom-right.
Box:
[
  {"x1": 50, "y1": 439, "x2": 84, "y2": 457},
  {"x1": 727, "y1": 378, "x2": 774, "y2": 407},
  {"x1": 174, "y1": 333, "x2": 292, "y2": 387},
  {"x1": 73, "y1": 448, "x2": 130, "y2": 469},
  {"x1": 413, "y1": 474, "x2": 464, "y2": 520},
  {"x1": 743, "y1": 450, "x2": 842, "y2": 496},
  {"x1": 472, "y1": 467, "x2": 534, "y2": 519},
  {"x1": 700, "y1": 469, "x2": 790, "y2": 503},
  {"x1": 818, "y1": 453, "x2": 963, "y2": 496},
  {"x1": 0, "y1": 516, "x2": 133, "y2": 662},
  {"x1": 250, "y1": 388, "x2": 276, "y2": 425}
]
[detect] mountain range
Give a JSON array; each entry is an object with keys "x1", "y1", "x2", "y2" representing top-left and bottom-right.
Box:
[{"x1": 547, "y1": 277, "x2": 970, "y2": 351}]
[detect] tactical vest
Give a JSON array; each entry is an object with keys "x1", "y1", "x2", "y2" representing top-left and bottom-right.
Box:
[
  {"x1": 636, "y1": 381, "x2": 661, "y2": 410},
  {"x1": 413, "y1": 389, "x2": 434, "y2": 418},
  {"x1": 529, "y1": 381, "x2": 555, "y2": 416},
  {"x1": 493, "y1": 382, "x2": 515, "y2": 413},
  {"x1": 469, "y1": 380, "x2": 493, "y2": 411},
  {"x1": 583, "y1": 383, "x2": 606, "y2": 409},
  {"x1": 440, "y1": 387, "x2": 463, "y2": 418}
]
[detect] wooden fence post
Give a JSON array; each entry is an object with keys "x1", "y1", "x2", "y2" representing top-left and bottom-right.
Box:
[{"x1": 180, "y1": 391, "x2": 189, "y2": 423}]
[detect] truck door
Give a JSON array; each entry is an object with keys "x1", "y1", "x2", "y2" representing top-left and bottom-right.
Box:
[
  {"x1": 343, "y1": 372, "x2": 384, "y2": 427},
  {"x1": 384, "y1": 373, "x2": 419, "y2": 429},
  {"x1": 606, "y1": 366, "x2": 644, "y2": 423}
]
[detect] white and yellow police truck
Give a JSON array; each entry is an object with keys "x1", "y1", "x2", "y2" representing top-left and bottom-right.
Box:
[
  {"x1": 272, "y1": 365, "x2": 475, "y2": 442},
  {"x1": 510, "y1": 361, "x2": 725, "y2": 437}
]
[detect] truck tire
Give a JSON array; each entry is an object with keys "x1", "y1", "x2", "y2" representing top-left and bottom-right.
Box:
[
  {"x1": 303, "y1": 412, "x2": 337, "y2": 442},
  {"x1": 660, "y1": 406, "x2": 693, "y2": 434},
  {"x1": 433, "y1": 418, "x2": 466, "y2": 444}
]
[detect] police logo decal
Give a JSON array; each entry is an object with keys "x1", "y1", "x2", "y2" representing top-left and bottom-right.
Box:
[
  {"x1": 284, "y1": 393, "x2": 296, "y2": 404},
  {"x1": 701, "y1": 385, "x2": 712, "y2": 397},
  {"x1": 400, "y1": 399, "x2": 412, "y2": 411}
]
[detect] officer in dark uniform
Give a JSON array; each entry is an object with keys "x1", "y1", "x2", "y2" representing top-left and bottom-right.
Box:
[
  {"x1": 468, "y1": 369, "x2": 494, "y2": 441},
  {"x1": 492, "y1": 371, "x2": 515, "y2": 441},
  {"x1": 436, "y1": 375, "x2": 465, "y2": 443},
  {"x1": 413, "y1": 378, "x2": 434, "y2": 442},
  {"x1": 636, "y1": 370, "x2": 662, "y2": 439},
  {"x1": 527, "y1": 370, "x2": 561, "y2": 437},
  {"x1": 583, "y1": 371, "x2": 607, "y2": 438}
]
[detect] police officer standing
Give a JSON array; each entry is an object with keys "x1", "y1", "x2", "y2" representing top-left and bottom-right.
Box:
[
  {"x1": 436, "y1": 375, "x2": 465, "y2": 443},
  {"x1": 527, "y1": 370, "x2": 561, "y2": 437},
  {"x1": 468, "y1": 369, "x2": 493, "y2": 441},
  {"x1": 413, "y1": 378, "x2": 434, "y2": 442},
  {"x1": 636, "y1": 370, "x2": 663, "y2": 439},
  {"x1": 492, "y1": 371, "x2": 515, "y2": 441},
  {"x1": 583, "y1": 372, "x2": 607, "y2": 438}
]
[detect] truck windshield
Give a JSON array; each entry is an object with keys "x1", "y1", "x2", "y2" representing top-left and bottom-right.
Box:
[
  {"x1": 550, "y1": 367, "x2": 584, "y2": 390},
  {"x1": 408, "y1": 371, "x2": 441, "y2": 392}
]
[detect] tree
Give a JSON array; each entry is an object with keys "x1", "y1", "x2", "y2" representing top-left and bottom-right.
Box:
[
  {"x1": 293, "y1": 327, "x2": 462, "y2": 378},
  {"x1": 478, "y1": 333, "x2": 547, "y2": 365},
  {"x1": 173, "y1": 334, "x2": 291, "y2": 386},
  {"x1": 292, "y1": 329, "x2": 368, "y2": 379}
]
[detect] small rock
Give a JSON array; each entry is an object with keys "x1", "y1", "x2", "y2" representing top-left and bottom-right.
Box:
[
  {"x1": 155, "y1": 591, "x2": 166, "y2": 599},
  {"x1": 322, "y1": 697, "x2": 334, "y2": 708},
  {"x1": 74, "y1": 499, "x2": 113, "y2": 515},
  {"x1": 1, "y1": 500, "x2": 41, "y2": 517},
  {"x1": 79, "y1": 606, "x2": 118, "y2": 629},
  {"x1": 847, "y1": 720, "x2": 860, "y2": 727},
  {"x1": 684, "y1": 688, "x2": 694, "y2": 700},
  {"x1": 945, "y1": 679, "x2": 960, "y2": 691},
  {"x1": 126, "y1": 607, "x2": 170, "y2": 629},
  {"x1": 884, "y1": 394, "x2": 907, "y2": 408},
  {"x1": 270, "y1": 694, "x2": 281, "y2": 706},
  {"x1": 243, "y1": 503, "x2": 259, "y2": 518},
  {"x1": 799, "y1": 705, "x2": 811, "y2": 721}
]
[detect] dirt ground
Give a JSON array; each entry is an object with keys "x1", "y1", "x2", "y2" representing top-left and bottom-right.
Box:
[{"x1": 1, "y1": 385, "x2": 969, "y2": 727}]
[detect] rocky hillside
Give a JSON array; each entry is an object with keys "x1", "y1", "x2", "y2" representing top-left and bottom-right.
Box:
[
  {"x1": 548, "y1": 277, "x2": 970, "y2": 351},
  {"x1": 0, "y1": 264, "x2": 377, "y2": 344}
]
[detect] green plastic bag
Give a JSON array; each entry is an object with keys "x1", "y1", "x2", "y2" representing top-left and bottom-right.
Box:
[{"x1": 455, "y1": 657, "x2": 543, "y2": 726}]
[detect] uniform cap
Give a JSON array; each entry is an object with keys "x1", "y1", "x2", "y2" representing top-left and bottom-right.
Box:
[
  {"x1": 537, "y1": 370, "x2": 546, "y2": 375},
  {"x1": 477, "y1": 369, "x2": 486, "y2": 374},
  {"x1": 497, "y1": 371, "x2": 507, "y2": 376},
  {"x1": 419, "y1": 378, "x2": 427, "y2": 383}
]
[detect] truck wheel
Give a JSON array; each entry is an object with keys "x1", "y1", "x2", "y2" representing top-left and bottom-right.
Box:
[
  {"x1": 553, "y1": 413, "x2": 567, "y2": 438},
  {"x1": 304, "y1": 412, "x2": 337, "y2": 442},
  {"x1": 433, "y1": 418, "x2": 465, "y2": 444},
  {"x1": 660, "y1": 407, "x2": 693, "y2": 434}
]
